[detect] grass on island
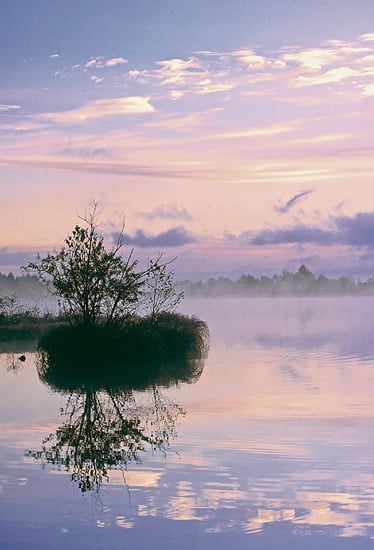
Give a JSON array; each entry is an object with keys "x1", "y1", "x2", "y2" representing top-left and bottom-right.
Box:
[{"x1": 0, "y1": 313, "x2": 69, "y2": 343}]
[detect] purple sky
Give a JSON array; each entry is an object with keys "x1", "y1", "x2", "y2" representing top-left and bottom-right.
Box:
[{"x1": 1, "y1": 1, "x2": 374, "y2": 279}]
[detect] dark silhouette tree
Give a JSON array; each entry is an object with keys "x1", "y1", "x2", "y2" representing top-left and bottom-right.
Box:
[{"x1": 24, "y1": 204, "x2": 166, "y2": 326}]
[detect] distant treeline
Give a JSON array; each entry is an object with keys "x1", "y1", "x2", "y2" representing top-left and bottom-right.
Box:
[
  {"x1": 3, "y1": 265, "x2": 374, "y2": 300},
  {"x1": 0, "y1": 272, "x2": 47, "y2": 298},
  {"x1": 179, "y1": 265, "x2": 374, "y2": 297}
]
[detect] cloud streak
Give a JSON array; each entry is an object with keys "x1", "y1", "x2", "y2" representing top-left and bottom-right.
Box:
[
  {"x1": 37, "y1": 96, "x2": 155, "y2": 124},
  {"x1": 85, "y1": 56, "x2": 128, "y2": 68},
  {"x1": 274, "y1": 189, "x2": 314, "y2": 214},
  {"x1": 0, "y1": 104, "x2": 21, "y2": 112},
  {"x1": 0, "y1": 155, "x2": 191, "y2": 178},
  {"x1": 139, "y1": 204, "x2": 192, "y2": 221}
]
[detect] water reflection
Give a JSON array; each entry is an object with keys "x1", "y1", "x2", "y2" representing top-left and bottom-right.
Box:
[
  {"x1": 1, "y1": 351, "x2": 28, "y2": 373},
  {"x1": 26, "y1": 335, "x2": 206, "y2": 493},
  {"x1": 4, "y1": 298, "x2": 374, "y2": 547},
  {"x1": 27, "y1": 386, "x2": 184, "y2": 493}
]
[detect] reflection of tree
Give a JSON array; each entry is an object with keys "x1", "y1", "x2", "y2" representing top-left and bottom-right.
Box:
[
  {"x1": 27, "y1": 317, "x2": 208, "y2": 493},
  {"x1": 27, "y1": 386, "x2": 185, "y2": 493},
  {"x1": 2, "y1": 351, "x2": 26, "y2": 373}
]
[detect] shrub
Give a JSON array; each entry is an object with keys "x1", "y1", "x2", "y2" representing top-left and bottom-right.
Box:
[{"x1": 37, "y1": 313, "x2": 209, "y2": 392}]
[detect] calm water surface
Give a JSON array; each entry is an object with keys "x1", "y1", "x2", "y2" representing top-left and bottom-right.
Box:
[{"x1": 1, "y1": 297, "x2": 374, "y2": 549}]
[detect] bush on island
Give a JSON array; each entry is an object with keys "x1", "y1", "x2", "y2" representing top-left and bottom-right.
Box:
[{"x1": 37, "y1": 312, "x2": 209, "y2": 392}]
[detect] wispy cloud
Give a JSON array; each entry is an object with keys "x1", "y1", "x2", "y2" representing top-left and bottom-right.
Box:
[
  {"x1": 360, "y1": 33, "x2": 374, "y2": 42},
  {"x1": 133, "y1": 55, "x2": 238, "y2": 97},
  {"x1": 84, "y1": 56, "x2": 128, "y2": 69},
  {"x1": 90, "y1": 75, "x2": 104, "y2": 85},
  {"x1": 283, "y1": 48, "x2": 341, "y2": 70},
  {"x1": 37, "y1": 96, "x2": 155, "y2": 124},
  {"x1": 0, "y1": 121, "x2": 46, "y2": 132},
  {"x1": 145, "y1": 109, "x2": 219, "y2": 132},
  {"x1": 195, "y1": 80, "x2": 235, "y2": 95},
  {"x1": 274, "y1": 189, "x2": 314, "y2": 214},
  {"x1": 117, "y1": 226, "x2": 197, "y2": 248},
  {"x1": 85, "y1": 58, "x2": 98, "y2": 68},
  {"x1": 139, "y1": 204, "x2": 192, "y2": 221},
  {"x1": 205, "y1": 120, "x2": 302, "y2": 142},
  {"x1": 60, "y1": 146, "x2": 112, "y2": 158},
  {"x1": 155, "y1": 57, "x2": 205, "y2": 86},
  {"x1": 0, "y1": 104, "x2": 21, "y2": 111},
  {"x1": 232, "y1": 48, "x2": 286, "y2": 70},
  {"x1": 105, "y1": 57, "x2": 128, "y2": 67},
  {"x1": 360, "y1": 83, "x2": 374, "y2": 96},
  {"x1": 0, "y1": 155, "x2": 189, "y2": 178},
  {"x1": 295, "y1": 67, "x2": 359, "y2": 88},
  {"x1": 136, "y1": 34, "x2": 374, "y2": 101}
]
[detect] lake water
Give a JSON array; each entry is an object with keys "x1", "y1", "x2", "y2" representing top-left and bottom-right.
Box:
[{"x1": 1, "y1": 297, "x2": 374, "y2": 549}]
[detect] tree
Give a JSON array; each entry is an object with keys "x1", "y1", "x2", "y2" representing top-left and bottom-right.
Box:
[
  {"x1": 0, "y1": 294, "x2": 18, "y2": 317},
  {"x1": 142, "y1": 259, "x2": 184, "y2": 320},
  {"x1": 296, "y1": 264, "x2": 314, "y2": 280},
  {"x1": 25, "y1": 205, "x2": 154, "y2": 326}
]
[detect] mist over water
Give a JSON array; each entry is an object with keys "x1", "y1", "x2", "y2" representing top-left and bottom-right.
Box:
[{"x1": 1, "y1": 296, "x2": 374, "y2": 548}]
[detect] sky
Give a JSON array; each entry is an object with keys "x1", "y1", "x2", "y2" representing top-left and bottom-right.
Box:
[{"x1": 1, "y1": 0, "x2": 374, "y2": 280}]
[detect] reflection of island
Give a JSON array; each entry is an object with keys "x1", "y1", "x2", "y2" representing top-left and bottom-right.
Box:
[
  {"x1": 27, "y1": 386, "x2": 185, "y2": 493},
  {"x1": 26, "y1": 325, "x2": 208, "y2": 493}
]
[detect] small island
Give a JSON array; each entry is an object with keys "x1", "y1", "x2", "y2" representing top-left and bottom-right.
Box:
[{"x1": 0, "y1": 204, "x2": 209, "y2": 381}]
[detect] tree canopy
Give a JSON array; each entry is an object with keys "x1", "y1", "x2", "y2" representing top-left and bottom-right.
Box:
[{"x1": 25, "y1": 205, "x2": 182, "y2": 326}]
